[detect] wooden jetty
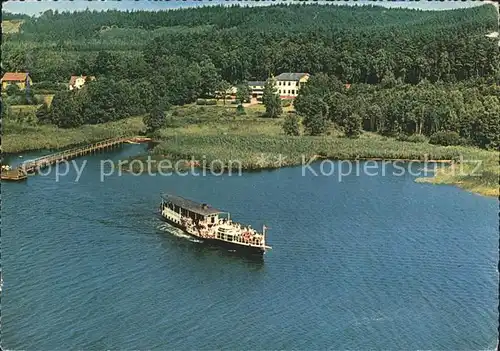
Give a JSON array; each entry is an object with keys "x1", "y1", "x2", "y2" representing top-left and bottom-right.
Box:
[{"x1": 1, "y1": 136, "x2": 151, "y2": 181}]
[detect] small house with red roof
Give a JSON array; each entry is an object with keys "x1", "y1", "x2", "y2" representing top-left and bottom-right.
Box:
[
  {"x1": 1, "y1": 72, "x2": 32, "y2": 90},
  {"x1": 69, "y1": 75, "x2": 96, "y2": 90}
]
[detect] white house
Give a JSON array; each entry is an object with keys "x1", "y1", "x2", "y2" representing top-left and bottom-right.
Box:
[
  {"x1": 247, "y1": 81, "x2": 266, "y2": 98},
  {"x1": 274, "y1": 73, "x2": 310, "y2": 99},
  {"x1": 69, "y1": 75, "x2": 95, "y2": 90}
]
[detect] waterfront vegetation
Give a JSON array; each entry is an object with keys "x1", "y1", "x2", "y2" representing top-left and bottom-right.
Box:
[
  {"x1": 3, "y1": 103, "x2": 498, "y2": 196},
  {"x1": 415, "y1": 154, "x2": 499, "y2": 197},
  {"x1": 2, "y1": 117, "x2": 144, "y2": 154},
  {"x1": 121, "y1": 105, "x2": 499, "y2": 197}
]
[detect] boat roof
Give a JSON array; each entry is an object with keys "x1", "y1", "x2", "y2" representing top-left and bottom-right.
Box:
[{"x1": 161, "y1": 194, "x2": 223, "y2": 216}]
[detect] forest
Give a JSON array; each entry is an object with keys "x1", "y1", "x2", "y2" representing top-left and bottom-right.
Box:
[
  {"x1": 1, "y1": 4, "x2": 499, "y2": 149},
  {"x1": 294, "y1": 75, "x2": 499, "y2": 149}
]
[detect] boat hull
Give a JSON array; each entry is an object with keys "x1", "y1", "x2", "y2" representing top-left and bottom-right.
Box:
[
  {"x1": 160, "y1": 215, "x2": 266, "y2": 256},
  {"x1": 1, "y1": 171, "x2": 28, "y2": 181}
]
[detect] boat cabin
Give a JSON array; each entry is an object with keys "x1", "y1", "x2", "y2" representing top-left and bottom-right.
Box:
[{"x1": 161, "y1": 194, "x2": 228, "y2": 225}]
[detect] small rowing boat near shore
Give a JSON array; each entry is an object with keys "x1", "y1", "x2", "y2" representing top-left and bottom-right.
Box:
[{"x1": 1, "y1": 167, "x2": 28, "y2": 181}]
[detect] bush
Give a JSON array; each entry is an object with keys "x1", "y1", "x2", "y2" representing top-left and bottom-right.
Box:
[
  {"x1": 236, "y1": 104, "x2": 246, "y2": 115},
  {"x1": 281, "y1": 99, "x2": 293, "y2": 107},
  {"x1": 196, "y1": 99, "x2": 206, "y2": 105},
  {"x1": 165, "y1": 116, "x2": 181, "y2": 128},
  {"x1": 396, "y1": 134, "x2": 428, "y2": 143},
  {"x1": 143, "y1": 106, "x2": 168, "y2": 134},
  {"x1": 429, "y1": 131, "x2": 464, "y2": 146},
  {"x1": 343, "y1": 112, "x2": 362, "y2": 138},
  {"x1": 33, "y1": 81, "x2": 66, "y2": 91},
  {"x1": 303, "y1": 113, "x2": 327, "y2": 136},
  {"x1": 5, "y1": 84, "x2": 21, "y2": 96},
  {"x1": 8, "y1": 108, "x2": 37, "y2": 125},
  {"x1": 283, "y1": 114, "x2": 300, "y2": 136},
  {"x1": 230, "y1": 100, "x2": 238, "y2": 105},
  {"x1": 205, "y1": 99, "x2": 217, "y2": 105}
]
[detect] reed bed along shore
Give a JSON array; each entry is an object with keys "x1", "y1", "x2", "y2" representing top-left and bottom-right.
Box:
[
  {"x1": 4, "y1": 104, "x2": 497, "y2": 197},
  {"x1": 415, "y1": 153, "x2": 499, "y2": 197},
  {"x1": 151, "y1": 134, "x2": 467, "y2": 169},
  {"x1": 124, "y1": 130, "x2": 498, "y2": 197},
  {"x1": 2, "y1": 117, "x2": 145, "y2": 154},
  {"x1": 152, "y1": 106, "x2": 499, "y2": 197}
]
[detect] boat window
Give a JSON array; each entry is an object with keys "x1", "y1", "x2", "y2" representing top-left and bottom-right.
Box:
[{"x1": 227, "y1": 235, "x2": 233, "y2": 241}]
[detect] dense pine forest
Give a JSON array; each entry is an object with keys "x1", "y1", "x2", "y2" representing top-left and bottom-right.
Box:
[{"x1": 2, "y1": 4, "x2": 499, "y2": 149}]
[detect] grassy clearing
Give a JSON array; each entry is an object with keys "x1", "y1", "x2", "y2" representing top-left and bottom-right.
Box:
[
  {"x1": 35, "y1": 94, "x2": 55, "y2": 106},
  {"x1": 3, "y1": 117, "x2": 145, "y2": 154},
  {"x1": 2, "y1": 20, "x2": 23, "y2": 34},
  {"x1": 9, "y1": 105, "x2": 39, "y2": 114}
]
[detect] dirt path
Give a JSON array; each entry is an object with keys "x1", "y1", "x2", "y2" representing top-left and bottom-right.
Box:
[{"x1": 242, "y1": 97, "x2": 260, "y2": 108}]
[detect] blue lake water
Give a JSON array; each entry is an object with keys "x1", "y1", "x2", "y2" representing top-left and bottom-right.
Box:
[{"x1": 2, "y1": 145, "x2": 498, "y2": 349}]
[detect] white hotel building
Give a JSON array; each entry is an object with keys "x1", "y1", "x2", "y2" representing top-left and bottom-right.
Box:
[{"x1": 274, "y1": 72, "x2": 310, "y2": 99}]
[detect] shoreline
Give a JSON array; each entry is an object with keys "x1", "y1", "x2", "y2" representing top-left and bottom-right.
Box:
[
  {"x1": 4, "y1": 139, "x2": 497, "y2": 198},
  {"x1": 310, "y1": 155, "x2": 453, "y2": 163},
  {"x1": 120, "y1": 153, "x2": 497, "y2": 198},
  {"x1": 415, "y1": 164, "x2": 499, "y2": 198},
  {"x1": 3, "y1": 108, "x2": 497, "y2": 198}
]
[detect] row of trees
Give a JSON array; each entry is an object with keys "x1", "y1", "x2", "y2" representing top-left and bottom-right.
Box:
[
  {"x1": 2, "y1": 4, "x2": 498, "y2": 86},
  {"x1": 293, "y1": 74, "x2": 499, "y2": 149},
  {"x1": 10, "y1": 5, "x2": 495, "y2": 40},
  {"x1": 33, "y1": 69, "x2": 499, "y2": 150},
  {"x1": 35, "y1": 78, "x2": 160, "y2": 127}
]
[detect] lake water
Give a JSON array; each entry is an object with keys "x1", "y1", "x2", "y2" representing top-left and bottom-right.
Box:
[{"x1": 2, "y1": 145, "x2": 498, "y2": 350}]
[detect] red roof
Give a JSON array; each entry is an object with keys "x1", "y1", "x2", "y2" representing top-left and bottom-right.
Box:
[{"x1": 1, "y1": 72, "x2": 29, "y2": 82}]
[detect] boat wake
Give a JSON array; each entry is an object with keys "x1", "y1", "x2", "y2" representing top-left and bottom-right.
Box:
[{"x1": 156, "y1": 222, "x2": 204, "y2": 243}]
